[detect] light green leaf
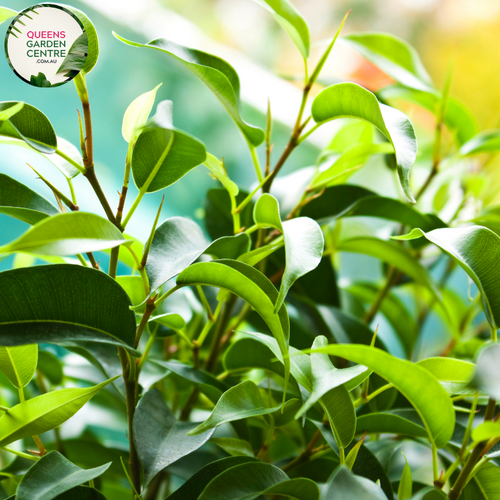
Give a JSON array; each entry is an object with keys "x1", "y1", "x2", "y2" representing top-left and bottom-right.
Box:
[
  {"x1": 355, "y1": 412, "x2": 427, "y2": 439},
  {"x1": 311, "y1": 83, "x2": 417, "y2": 202},
  {"x1": 0, "y1": 212, "x2": 126, "y2": 256},
  {"x1": 325, "y1": 466, "x2": 387, "y2": 500},
  {"x1": 210, "y1": 437, "x2": 254, "y2": 457},
  {"x1": 409, "y1": 487, "x2": 446, "y2": 500},
  {"x1": 188, "y1": 380, "x2": 280, "y2": 435},
  {"x1": 198, "y1": 461, "x2": 319, "y2": 500},
  {"x1": 56, "y1": 33, "x2": 88, "y2": 77},
  {"x1": 311, "y1": 344, "x2": 455, "y2": 448},
  {"x1": 131, "y1": 100, "x2": 206, "y2": 192},
  {"x1": 177, "y1": 259, "x2": 290, "y2": 393},
  {"x1": 460, "y1": 130, "x2": 500, "y2": 156},
  {"x1": 122, "y1": 83, "x2": 162, "y2": 143},
  {"x1": 0, "y1": 376, "x2": 119, "y2": 447},
  {"x1": 462, "y1": 462, "x2": 500, "y2": 500},
  {"x1": 114, "y1": 33, "x2": 264, "y2": 146},
  {"x1": 345, "y1": 438, "x2": 364, "y2": 470},
  {"x1": 16, "y1": 451, "x2": 110, "y2": 500},
  {"x1": 0, "y1": 173, "x2": 59, "y2": 225},
  {"x1": 396, "y1": 226, "x2": 500, "y2": 328},
  {"x1": 253, "y1": 194, "x2": 324, "y2": 312},
  {"x1": 0, "y1": 265, "x2": 137, "y2": 352},
  {"x1": 0, "y1": 345, "x2": 37, "y2": 389},
  {"x1": 343, "y1": 32, "x2": 433, "y2": 91},
  {"x1": 472, "y1": 421, "x2": 500, "y2": 444},
  {"x1": 0, "y1": 7, "x2": 17, "y2": 25},
  {"x1": 417, "y1": 357, "x2": 475, "y2": 395},
  {"x1": 134, "y1": 389, "x2": 214, "y2": 487},
  {"x1": 399, "y1": 455, "x2": 413, "y2": 500},
  {"x1": 251, "y1": 0, "x2": 310, "y2": 58},
  {"x1": 204, "y1": 153, "x2": 239, "y2": 196},
  {"x1": 0, "y1": 101, "x2": 57, "y2": 154}
]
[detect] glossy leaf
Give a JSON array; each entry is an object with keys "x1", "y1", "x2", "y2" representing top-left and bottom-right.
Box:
[
  {"x1": 254, "y1": 194, "x2": 324, "y2": 312},
  {"x1": 122, "y1": 83, "x2": 162, "y2": 143},
  {"x1": 0, "y1": 265, "x2": 137, "y2": 352},
  {"x1": 462, "y1": 462, "x2": 500, "y2": 500},
  {"x1": 210, "y1": 437, "x2": 254, "y2": 457},
  {"x1": 355, "y1": 412, "x2": 427, "y2": 439},
  {"x1": 0, "y1": 101, "x2": 57, "y2": 153},
  {"x1": 56, "y1": 33, "x2": 88, "y2": 77},
  {"x1": 399, "y1": 456, "x2": 413, "y2": 500},
  {"x1": 343, "y1": 32, "x2": 433, "y2": 91},
  {"x1": 177, "y1": 259, "x2": 290, "y2": 391},
  {"x1": 397, "y1": 226, "x2": 500, "y2": 328},
  {"x1": 198, "y1": 461, "x2": 319, "y2": 500},
  {"x1": 114, "y1": 34, "x2": 265, "y2": 146},
  {"x1": 41, "y1": 486, "x2": 107, "y2": 500},
  {"x1": 204, "y1": 153, "x2": 239, "y2": 196},
  {"x1": 188, "y1": 380, "x2": 280, "y2": 435},
  {"x1": 311, "y1": 83, "x2": 417, "y2": 202},
  {"x1": 311, "y1": 344, "x2": 455, "y2": 448},
  {"x1": 131, "y1": 100, "x2": 206, "y2": 192},
  {"x1": 460, "y1": 129, "x2": 500, "y2": 156},
  {"x1": 417, "y1": 357, "x2": 475, "y2": 394},
  {"x1": 16, "y1": 451, "x2": 110, "y2": 500},
  {"x1": 0, "y1": 376, "x2": 118, "y2": 447},
  {"x1": 471, "y1": 421, "x2": 500, "y2": 444},
  {"x1": 147, "y1": 216, "x2": 250, "y2": 293},
  {"x1": 0, "y1": 173, "x2": 59, "y2": 225},
  {"x1": 0, "y1": 212, "x2": 126, "y2": 256},
  {"x1": 133, "y1": 389, "x2": 214, "y2": 487},
  {"x1": 0, "y1": 344, "x2": 37, "y2": 389},
  {"x1": 325, "y1": 466, "x2": 387, "y2": 500},
  {"x1": 251, "y1": 0, "x2": 309, "y2": 58},
  {"x1": 0, "y1": 7, "x2": 16, "y2": 25}
]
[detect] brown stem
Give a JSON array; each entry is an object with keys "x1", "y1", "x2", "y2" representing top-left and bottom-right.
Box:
[
  {"x1": 82, "y1": 100, "x2": 93, "y2": 168},
  {"x1": 84, "y1": 166, "x2": 118, "y2": 226},
  {"x1": 364, "y1": 267, "x2": 400, "y2": 324},
  {"x1": 263, "y1": 137, "x2": 298, "y2": 193},
  {"x1": 282, "y1": 430, "x2": 322, "y2": 473},
  {"x1": 135, "y1": 298, "x2": 156, "y2": 349}
]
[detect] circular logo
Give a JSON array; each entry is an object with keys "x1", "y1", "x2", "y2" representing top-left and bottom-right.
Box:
[{"x1": 5, "y1": 4, "x2": 88, "y2": 88}]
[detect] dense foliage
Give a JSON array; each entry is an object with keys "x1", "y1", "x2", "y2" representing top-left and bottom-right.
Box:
[{"x1": 1, "y1": 2, "x2": 500, "y2": 500}]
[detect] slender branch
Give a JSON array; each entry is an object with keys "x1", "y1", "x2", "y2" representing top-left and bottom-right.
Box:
[
  {"x1": 282, "y1": 430, "x2": 322, "y2": 473},
  {"x1": 364, "y1": 267, "x2": 399, "y2": 324}
]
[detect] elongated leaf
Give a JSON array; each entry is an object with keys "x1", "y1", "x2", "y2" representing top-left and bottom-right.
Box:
[
  {"x1": 0, "y1": 376, "x2": 118, "y2": 447},
  {"x1": 147, "y1": 216, "x2": 250, "y2": 293},
  {"x1": 417, "y1": 357, "x2": 475, "y2": 395},
  {"x1": 204, "y1": 154, "x2": 239, "y2": 196},
  {"x1": 131, "y1": 100, "x2": 206, "y2": 192},
  {"x1": 114, "y1": 34, "x2": 264, "y2": 146},
  {"x1": 16, "y1": 451, "x2": 110, "y2": 500},
  {"x1": 302, "y1": 184, "x2": 445, "y2": 232},
  {"x1": 0, "y1": 265, "x2": 137, "y2": 352},
  {"x1": 325, "y1": 466, "x2": 387, "y2": 500},
  {"x1": 356, "y1": 412, "x2": 427, "y2": 439},
  {"x1": 399, "y1": 457, "x2": 413, "y2": 500},
  {"x1": 41, "y1": 486, "x2": 107, "y2": 500},
  {"x1": 410, "y1": 488, "x2": 446, "y2": 500},
  {"x1": 311, "y1": 344, "x2": 455, "y2": 448},
  {"x1": 0, "y1": 7, "x2": 16, "y2": 24},
  {"x1": 0, "y1": 345, "x2": 37, "y2": 389},
  {"x1": 311, "y1": 83, "x2": 417, "y2": 202},
  {"x1": 0, "y1": 101, "x2": 57, "y2": 153},
  {"x1": 177, "y1": 259, "x2": 290, "y2": 391},
  {"x1": 0, "y1": 212, "x2": 126, "y2": 256},
  {"x1": 122, "y1": 83, "x2": 162, "y2": 143},
  {"x1": 198, "y1": 461, "x2": 319, "y2": 500},
  {"x1": 0, "y1": 173, "x2": 58, "y2": 225},
  {"x1": 251, "y1": 0, "x2": 310, "y2": 58},
  {"x1": 380, "y1": 85, "x2": 478, "y2": 145},
  {"x1": 188, "y1": 380, "x2": 280, "y2": 435},
  {"x1": 397, "y1": 226, "x2": 500, "y2": 328},
  {"x1": 462, "y1": 462, "x2": 500, "y2": 500},
  {"x1": 166, "y1": 457, "x2": 259, "y2": 500},
  {"x1": 210, "y1": 437, "x2": 254, "y2": 457},
  {"x1": 134, "y1": 389, "x2": 214, "y2": 487},
  {"x1": 254, "y1": 194, "x2": 324, "y2": 311},
  {"x1": 343, "y1": 33, "x2": 433, "y2": 91},
  {"x1": 56, "y1": 33, "x2": 88, "y2": 76},
  {"x1": 472, "y1": 421, "x2": 500, "y2": 444},
  {"x1": 460, "y1": 130, "x2": 500, "y2": 156}
]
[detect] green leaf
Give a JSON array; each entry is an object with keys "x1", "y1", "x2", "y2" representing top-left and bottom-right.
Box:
[
  {"x1": 56, "y1": 33, "x2": 88, "y2": 77},
  {"x1": 0, "y1": 345, "x2": 37, "y2": 389},
  {"x1": 399, "y1": 456, "x2": 413, "y2": 500},
  {"x1": 325, "y1": 466, "x2": 387, "y2": 500},
  {"x1": 16, "y1": 451, "x2": 110, "y2": 500},
  {"x1": 133, "y1": 389, "x2": 214, "y2": 487},
  {"x1": 0, "y1": 7, "x2": 17, "y2": 25},
  {"x1": 379, "y1": 85, "x2": 478, "y2": 145},
  {"x1": 311, "y1": 344, "x2": 455, "y2": 448},
  {"x1": 417, "y1": 357, "x2": 475, "y2": 395},
  {"x1": 0, "y1": 265, "x2": 137, "y2": 352},
  {"x1": 409, "y1": 487, "x2": 446, "y2": 500},
  {"x1": 311, "y1": 83, "x2": 417, "y2": 202},
  {"x1": 40, "y1": 486, "x2": 107, "y2": 500},
  {"x1": 122, "y1": 83, "x2": 162, "y2": 143},
  {"x1": 210, "y1": 437, "x2": 254, "y2": 457},
  {"x1": 37, "y1": 350, "x2": 64, "y2": 386},
  {"x1": 0, "y1": 376, "x2": 118, "y2": 447},
  {"x1": 188, "y1": 380, "x2": 280, "y2": 435},
  {"x1": 0, "y1": 173, "x2": 58, "y2": 225},
  {"x1": 131, "y1": 100, "x2": 206, "y2": 192},
  {"x1": 30, "y1": 73, "x2": 52, "y2": 88},
  {"x1": 0, "y1": 101, "x2": 57, "y2": 154},
  {"x1": 198, "y1": 461, "x2": 320, "y2": 500},
  {"x1": 470, "y1": 344, "x2": 500, "y2": 400},
  {"x1": 471, "y1": 421, "x2": 500, "y2": 444},
  {"x1": 0, "y1": 212, "x2": 126, "y2": 256},
  {"x1": 250, "y1": 0, "x2": 310, "y2": 58},
  {"x1": 356, "y1": 411, "x2": 427, "y2": 439},
  {"x1": 63, "y1": 6, "x2": 99, "y2": 75},
  {"x1": 462, "y1": 462, "x2": 500, "y2": 500},
  {"x1": 343, "y1": 33, "x2": 433, "y2": 91},
  {"x1": 177, "y1": 259, "x2": 290, "y2": 393},
  {"x1": 204, "y1": 154, "x2": 239, "y2": 196},
  {"x1": 113, "y1": 33, "x2": 264, "y2": 146},
  {"x1": 345, "y1": 438, "x2": 364, "y2": 470},
  {"x1": 147, "y1": 216, "x2": 250, "y2": 293},
  {"x1": 253, "y1": 194, "x2": 324, "y2": 312},
  {"x1": 165, "y1": 457, "x2": 259, "y2": 500},
  {"x1": 396, "y1": 226, "x2": 500, "y2": 328},
  {"x1": 460, "y1": 129, "x2": 500, "y2": 156}
]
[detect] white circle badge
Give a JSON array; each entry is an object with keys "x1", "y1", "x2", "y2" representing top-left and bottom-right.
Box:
[{"x1": 5, "y1": 4, "x2": 88, "y2": 87}]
